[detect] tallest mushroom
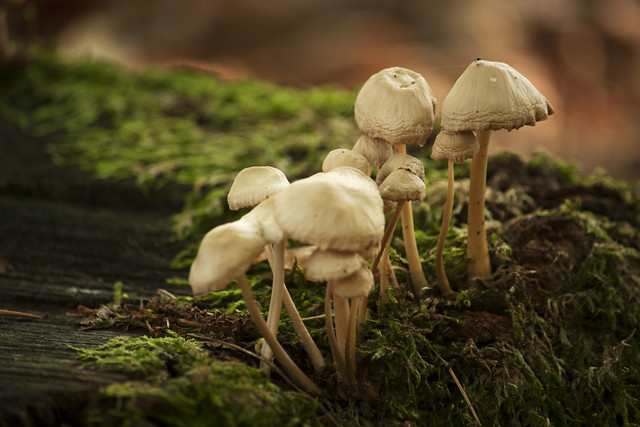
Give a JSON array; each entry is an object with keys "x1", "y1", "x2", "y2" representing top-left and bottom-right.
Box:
[
  {"x1": 442, "y1": 58, "x2": 554, "y2": 279},
  {"x1": 354, "y1": 67, "x2": 437, "y2": 296}
]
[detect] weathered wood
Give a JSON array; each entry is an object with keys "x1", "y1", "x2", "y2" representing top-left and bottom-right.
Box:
[{"x1": 0, "y1": 195, "x2": 191, "y2": 426}]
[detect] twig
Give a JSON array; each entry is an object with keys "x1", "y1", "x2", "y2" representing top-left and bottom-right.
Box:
[
  {"x1": 0, "y1": 309, "x2": 41, "y2": 319},
  {"x1": 430, "y1": 344, "x2": 482, "y2": 426}
]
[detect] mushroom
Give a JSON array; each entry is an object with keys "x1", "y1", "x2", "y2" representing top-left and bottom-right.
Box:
[
  {"x1": 322, "y1": 148, "x2": 371, "y2": 176},
  {"x1": 304, "y1": 248, "x2": 371, "y2": 390},
  {"x1": 274, "y1": 167, "x2": 384, "y2": 388},
  {"x1": 354, "y1": 66, "x2": 437, "y2": 295},
  {"x1": 371, "y1": 153, "x2": 427, "y2": 298},
  {"x1": 228, "y1": 166, "x2": 324, "y2": 374},
  {"x1": 189, "y1": 219, "x2": 320, "y2": 394},
  {"x1": 352, "y1": 134, "x2": 393, "y2": 171},
  {"x1": 430, "y1": 130, "x2": 479, "y2": 296},
  {"x1": 441, "y1": 58, "x2": 554, "y2": 278}
]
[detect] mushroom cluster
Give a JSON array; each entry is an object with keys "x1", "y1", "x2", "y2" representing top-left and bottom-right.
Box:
[
  {"x1": 432, "y1": 58, "x2": 554, "y2": 285},
  {"x1": 187, "y1": 59, "x2": 554, "y2": 396}
]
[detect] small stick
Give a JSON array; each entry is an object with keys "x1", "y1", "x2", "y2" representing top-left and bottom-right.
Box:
[{"x1": 0, "y1": 309, "x2": 41, "y2": 319}]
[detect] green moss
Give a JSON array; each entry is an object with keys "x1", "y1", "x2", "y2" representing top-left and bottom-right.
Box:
[{"x1": 74, "y1": 333, "x2": 319, "y2": 426}]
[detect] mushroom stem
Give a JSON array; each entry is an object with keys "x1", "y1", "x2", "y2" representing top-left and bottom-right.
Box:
[
  {"x1": 281, "y1": 285, "x2": 326, "y2": 371},
  {"x1": 371, "y1": 201, "x2": 405, "y2": 273},
  {"x1": 434, "y1": 160, "x2": 456, "y2": 297},
  {"x1": 236, "y1": 274, "x2": 320, "y2": 394},
  {"x1": 260, "y1": 240, "x2": 286, "y2": 374},
  {"x1": 333, "y1": 294, "x2": 349, "y2": 356},
  {"x1": 264, "y1": 242, "x2": 325, "y2": 372},
  {"x1": 378, "y1": 244, "x2": 391, "y2": 304},
  {"x1": 325, "y1": 283, "x2": 347, "y2": 379},
  {"x1": 393, "y1": 143, "x2": 429, "y2": 297},
  {"x1": 467, "y1": 130, "x2": 492, "y2": 279},
  {"x1": 344, "y1": 297, "x2": 360, "y2": 392}
]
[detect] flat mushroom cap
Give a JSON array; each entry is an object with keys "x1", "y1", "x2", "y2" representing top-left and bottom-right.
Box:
[
  {"x1": 188, "y1": 220, "x2": 266, "y2": 297},
  {"x1": 322, "y1": 148, "x2": 371, "y2": 175},
  {"x1": 430, "y1": 131, "x2": 479, "y2": 163},
  {"x1": 352, "y1": 135, "x2": 393, "y2": 169},
  {"x1": 241, "y1": 196, "x2": 285, "y2": 244},
  {"x1": 274, "y1": 167, "x2": 384, "y2": 253},
  {"x1": 304, "y1": 249, "x2": 366, "y2": 283},
  {"x1": 228, "y1": 166, "x2": 290, "y2": 210},
  {"x1": 378, "y1": 169, "x2": 427, "y2": 202},
  {"x1": 331, "y1": 267, "x2": 375, "y2": 299},
  {"x1": 355, "y1": 67, "x2": 437, "y2": 146},
  {"x1": 376, "y1": 153, "x2": 425, "y2": 186},
  {"x1": 441, "y1": 59, "x2": 555, "y2": 133}
]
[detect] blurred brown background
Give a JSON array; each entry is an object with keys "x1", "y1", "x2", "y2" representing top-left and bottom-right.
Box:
[{"x1": 7, "y1": 0, "x2": 640, "y2": 180}]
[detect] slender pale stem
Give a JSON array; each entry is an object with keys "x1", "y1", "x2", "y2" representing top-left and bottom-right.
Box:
[
  {"x1": 264, "y1": 241, "x2": 325, "y2": 371},
  {"x1": 344, "y1": 297, "x2": 360, "y2": 392},
  {"x1": 333, "y1": 294, "x2": 349, "y2": 356},
  {"x1": 370, "y1": 201, "x2": 405, "y2": 273},
  {"x1": 434, "y1": 160, "x2": 456, "y2": 297},
  {"x1": 281, "y1": 285, "x2": 326, "y2": 371},
  {"x1": 237, "y1": 275, "x2": 320, "y2": 394},
  {"x1": 394, "y1": 143, "x2": 429, "y2": 297},
  {"x1": 467, "y1": 130, "x2": 492, "y2": 279},
  {"x1": 260, "y1": 240, "x2": 286, "y2": 373},
  {"x1": 325, "y1": 283, "x2": 346, "y2": 379},
  {"x1": 378, "y1": 244, "x2": 392, "y2": 304}
]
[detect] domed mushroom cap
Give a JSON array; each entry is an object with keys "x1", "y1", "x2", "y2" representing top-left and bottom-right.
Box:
[
  {"x1": 228, "y1": 166, "x2": 290, "y2": 210},
  {"x1": 355, "y1": 67, "x2": 437, "y2": 146},
  {"x1": 274, "y1": 167, "x2": 384, "y2": 253},
  {"x1": 332, "y1": 267, "x2": 374, "y2": 299},
  {"x1": 322, "y1": 148, "x2": 371, "y2": 175},
  {"x1": 430, "y1": 130, "x2": 479, "y2": 163},
  {"x1": 188, "y1": 219, "x2": 266, "y2": 297},
  {"x1": 352, "y1": 135, "x2": 393, "y2": 169},
  {"x1": 304, "y1": 249, "x2": 366, "y2": 282},
  {"x1": 376, "y1": 153, "x2": 425, "y2": 186},
  {"x1": 378, "y1": 169, "x2": 427, "y2": 202},
  {"x1": 441, "y1": 59, "x2": 555, "y2": 133}
]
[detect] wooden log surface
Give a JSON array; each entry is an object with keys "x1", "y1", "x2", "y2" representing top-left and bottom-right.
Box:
[{"x1": 0, "y1": 117, "x2": 193, "y2": 426}]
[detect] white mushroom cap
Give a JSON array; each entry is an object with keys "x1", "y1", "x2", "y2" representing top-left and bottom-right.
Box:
[
  {"x1": 304, "y1": 249, "x2": 366, "y2": 283},
  {"x1": 354, "y1": 67, "x2": 437, "y2": 146},
  {"x1": 188, "y1": 219, "x2": 266, "y2": 296},
  {"x1": 352, "y1": 135, "x2": 393, "y2": 169},
  {"x1": 430, "y1": 131, "x2": 479, "y2": 163},
  {"x1": 441, "y1": 59, "x2": 555, "y2": 133},
  {"x1": 331, "y1": 267, "x2": 374, "y2": 299},
  {"x1": 376, "y1": 153, "x2": 425, "y2": 186},
  {"x1": 322, "y1": 148, "x2": 371, "y2": 175},
  {"x1": 274, "y1": 167, "x2": 384, "y2": 253},
  {"x1": 228, "y1": 166, "x2": 290, "y2": 210},
  {"x1": 378, "y1": 169, "x2": 427, "y2": 202},
  {"x1": 241, "y1": 196, "x2": 285, "y2": 244}
]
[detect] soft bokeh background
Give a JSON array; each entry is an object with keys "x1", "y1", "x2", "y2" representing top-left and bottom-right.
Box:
[{"x1": 7, "y1": 0, "x2": 640, "y2": 179}]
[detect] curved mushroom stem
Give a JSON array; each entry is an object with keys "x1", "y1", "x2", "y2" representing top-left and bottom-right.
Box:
[
  {"x1": 467, "y1": 130, "x2": 492, "y2": 279},
  {"x1": 344, "y1": 297, "x2": 360, "y2": 392},
  {"x1": 378, "y1": 244, "x2": 392, "y2": 304},
  {"x1": 434, "y1": 160, "x2": 456, "y2": 297},
  {"x1": 393, "y1": 144, "x2": 429, "y2": 297},
  {"x1": 325, "y1": 282, "x2": 347, "y2": 379},
  {"x1": 236, "y1": 274, "x2": 320, "y2": 394},
  {"x1": 263, "y1": 242, "x2": 325, "y2": 372},
  {"x1": 260, "y1": 240, "x2": 286, "y2": 374},
  {"x1": 371, "y1": 202, "x2": 404, "y2": 273},
  {"x1": 281, "y1": 285, "x2": 326, "y2": 371}
]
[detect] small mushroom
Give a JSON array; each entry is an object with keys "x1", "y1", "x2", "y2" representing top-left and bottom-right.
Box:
[
  {"x1": 228, "y1": 167, "x2": 324, "y2": 373},
  {"x1": 305, "y1": 248, "x2": 372, "y2": 391},
  {"x1": 371, "y1": 153, "x2": 428, "y2": 298},
  {"x1": 441, "y1": 58, "x2": 554, "y2": 279},
  {"x1": 354, "y1": 67, "x2": 437, "y2": 295},
  {"x1": 352, "y1": 135, "x2": 393, "y2": 170},
  {"x1": 188, "y1": 219, "x2": 320, "y2": 394},
  {"x1": 430, "y1": 130, "x2": 479, "y2": 297},
  {"x1": 322, "y1": 148, "x2": 371, "y2": 176}
]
